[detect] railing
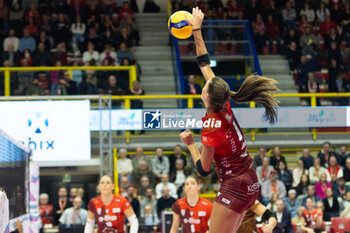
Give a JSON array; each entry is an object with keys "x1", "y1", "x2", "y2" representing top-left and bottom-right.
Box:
[{"x1": 0, "y1": 66, "x2": 137, "y2": 96}]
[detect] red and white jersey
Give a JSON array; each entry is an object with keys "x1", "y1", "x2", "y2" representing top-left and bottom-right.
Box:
[
  {"x1": 172, "y1": 197, "x2": 213, "y2": 233},
  {"x1": 201, "y1": 102, "x2": 253, "y2": 180},
  {"x1": 88, "y1": 195, "x2": 131, "y2": 233},
  {"x1": 302, "y1": 208, "x2": 323, "y2": 229}
]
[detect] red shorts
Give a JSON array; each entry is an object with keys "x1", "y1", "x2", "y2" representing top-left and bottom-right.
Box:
[{"x1": 215, "y1": 167, "x2": 260, "y2": 214}]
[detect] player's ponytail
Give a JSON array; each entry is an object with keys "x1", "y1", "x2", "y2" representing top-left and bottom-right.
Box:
[
  {"x1": 228, "y1": 74, "x2": 279, "y2": 123},
  {"x1": 207, "y1": 75, "x2": 279, "y2": 124}
]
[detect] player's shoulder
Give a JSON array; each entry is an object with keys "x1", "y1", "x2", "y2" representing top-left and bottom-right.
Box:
[
  {"x1": 177, "y1": 197, "x2": 187, "y2": 206},
  {"x1": 89, "y1": 196, "x2": 101, "y2": 205}
]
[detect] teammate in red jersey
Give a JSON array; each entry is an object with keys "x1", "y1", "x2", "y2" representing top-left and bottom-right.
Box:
[
  {"x1": 180, "y1": 7, "x2": 279, "y2": 233},
  {"x1": 84, "y1": 175, "x2": 139, "y2": 233},
  {"x1": 170, "y1": 176, "x2": 213, "y2": 233}
]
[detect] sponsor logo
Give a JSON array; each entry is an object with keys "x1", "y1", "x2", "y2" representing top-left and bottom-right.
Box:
[
  {"x1": 225, "y1": 170, "x2": 232, "y2": 175},
  {"x1": 143, "y1": 110, "x2": 161, "y2": 129},
  {"x1": 247, "y1": 182, "x2": 260, "y2": 193},
  {"x1": 221, "y1": 198, "x2": 231, "y2": 205},
  {"x1": 112, "y1": 208, "x2": 120, "y2": 213},
  {"x1": 99, "y1": 217, "x2": 104, "y2": 222},
  {"x1": 97, "y1": 208, "x2": 101, "y2": 215},
  {"x1": 183, "y1": 217, "x2": 200, "y2": 224},
  {"x1": 307, "y1": 110, "x2": 335, "y2": 124},
  {"x1": 198, "y1": 211, "x2": 206, "y2": 217},
  {"x1": 27, "y1": 112, "x2": 55, "y2": 151},
  {"x1": 181, "y1": 210, "x2": 185, "y2": 216}
]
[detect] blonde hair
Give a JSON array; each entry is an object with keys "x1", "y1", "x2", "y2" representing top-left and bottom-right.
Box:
[{"x1": 207, "y1": 74, "x2": 279, "y2": 123}]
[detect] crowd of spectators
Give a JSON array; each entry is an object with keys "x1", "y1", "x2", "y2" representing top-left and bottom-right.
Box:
[
  {"x1": 0, "y1": 0, "x2": 161, "y2": 99},
  {"x1": 174, "y1": 0, "x2": 350, "y2": 104},
  {"x1": 39, "y1": 142, "x2": 350, "y2": 232}
]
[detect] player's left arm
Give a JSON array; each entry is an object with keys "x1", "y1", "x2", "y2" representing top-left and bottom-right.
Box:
[
  {"x1": 124, "y1": 207, "x2": 139, "y2": 233},
  {"x1": 252, "y1": 202, "x2": 277, "y2": 233},
  {"x1": 179, "y1": 129, "x2": 214, "y2": 176}
]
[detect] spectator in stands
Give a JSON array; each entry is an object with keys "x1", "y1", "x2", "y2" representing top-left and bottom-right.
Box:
[
  {"x1": 36, "y1": 31, "x2": 51, "y2": 54},
  {"x1": 117, "y1": 42, "x2": 134, "y2": 64},
  {"x1": 140, "y1": 188, "x2": 157, "y2": 218},
  {"x1": 300, "y1": 2, "x2": 315, "y2": 23},
  {"x1": 155, "y1": 174, "x2": 177, "y2": 199},
  {"x1": 83, "y1": 42, "x2": 99, "y2": 65},
  {"x1": 143, "y1": 0, "x2": 160, "y2": 13},
  {"x1": 343, "y1": 157, "x2": 350, "y2": 182},
  {"x1": 56, "y1": 71, "x2": 78, "y2": 95},
  {"x1": 266, "y1": 14, "x2": 281, "y2": 54},
  {"x1": 301, "y1": 198, "x2": 324, "y2": 233},
  {"x1": 323, "y1": 187, "x2": 340, "y2": 221},
  {"x1": 296, "y1": 174, "x2": 310, "y2": 196},
  {"x1": 281, "y1": 1, "x2": 296, "y2": 30},
  {"x1": 341, "y1": 191, "x2": 350, "y2": 217},
  {"x1": 52, "y1": 42, "x2": 67, "y2": 66},
  {"x1": 85, "y1": 28, "x2": 101, "y2": 52},
  {"x1": 2, "y1": 43, "x2": 20, "y2": 66},
  {"x1": 328, "y1": 59, "x2": 342, "y2": 93},
  {"x1": 53, "y1": 187, "x2": 72, "y2": 225},
  {"x1": 33, "y1": 42, "x2": 52, "y2": 66},
  {"x1": 305, "y1": 73, "x2": 320, "y2": 105},
  {"x1": 298, "y1": 14, "x2": 312, "y2": 35},
  {"x1": 26, "y1": 78, "x2": 45, "y2": 96},
  {"x1": 19, "y1": 28, "x2": 36, "y2": 52},
  {"x1": 99, "y1": 44, "x2": 117, "y2": 66},
  {"x1": 137, "y1": 176, "x2": 151, "y2": 198},
  {"x1": 184, "y1": 74, "x2": 202, "y2": 108},
  {"x1": 253, "y1": 147, "x2": 266, "y2": 169},
  {"x1": 300, "y1": 148, "x2": 314, "y2": 170},
  {"x1": 277, "y1": 160, "x2": 292, "y2": 191},
  {"x1": 284, "y1": 29, "x2": 299, "y2": 51},
  {"x1": 270, "y1": 146, "x2": 286, "y2": 170},
  {"x1": 117, "y1": 148, "x2": 133, "y2": 183},
  {"x1": 243, "y1": 0, "x2": 260, "y2": 22},
  {"x1": 315, "y1": 173, "x2": 332, "y2": 200},
  {"x1": 261, "y1": 169, "x2": 286, "y2": 205},
  {"x1": 105, "y1": 75, "x2": 127, "y2": 107},
  {"x1": 3, "y1": 29, "x2": 19, "y2": 52},
  {"x1": 333, "y1": 177, "x2": 348, "y2": 199},
  {"x1": 142, "y1": 204, "x2": 159, "y2": 226},
  {"x1": 321, "y1": 14, "x2": 338, "y2": 37},
  {"x1": 324, "y1": 28, "x2": 341, "y2": 51},
  {"x1": 71, "y1": 16, "x2": 86, "y2": 47},
  {"x1": 116, "y1": 27, "x2": 133, "y2": 49},
  {"x1": 156, "y1": 186, "x2": 176, "y2": 218},
  {"x1": 309, "y1": 157, "x2": 331, "y2": 185},
  {"x1": 226, "y1": 0, "x2": 243, "y2": 19},
  {"x1": 82, "y1": 61, "x2": 98, "y2": 94},
  {"x1": 299, "y1": 26, "x2": 319, "y2": 58},
  {"x1": 332, "y1": 73, "x2": 349, "y2": 105},
  {"x1": 169, "y1": 144, "x2": 187, "y2": 175},
  {"x1": 302, "y1": 185, "x2": 322, "y2": 207},
  {"x1": 170, "y1": 159, "x2": 191, "y2": 197},
  {"x1": 53, "y1": 13, "x2": 70, "y2": 46},
  {"x1": 284, "y1": 189, "x2": 301, "y2": 218},
  {"x1": 266, "y1": 193, "x2": 279, "y2": 212},
  {"x1": 292, "y1": 206, "x2": 306, "y2": 225},
  {"x1": 133, "y1": 160, "x2": 155, "y2": 190},
  {"x1": 327, "y1": 41, "x2": 343, "y2": 66},
  {"x1": 251, "y1": 14, "x2": 266, "y2": 55},
  {"x1": 317, "y1": 142, "x2": 338, "y2": 168},
  {"x1": 119, "y1": 175, "x2": 130, "y2": 197},
  {"x1": 25, "y1": 3, "x2": 39, "y2": 23},
  {"x1": 102, "y1": 30, "x2": 117, "y2": 50},
  {"x1": 39, "y1": 193, "x2": 53, "y2": 226},
  {"x1": 293, "y1": 159, "x2": 309, "y2": 188},
  {"x1": 286, "y1": 41, "x2": 301, "y2": 72},
  {"x1": 275, "y1": 199, "x2": 293, "y2": 233},
  {"x1": 256, "y1": 156, "x2": 273, "y2": 184},
  {"x1": 339, "y1": 145, "x2": 349, "y2": 167},
  {"x1": 0, "y1": 0, "x2": 8, "y2": 31},
  {"x1": 130, "y1": 80, "x2": 145, "y2": 110},
  {"x1": 69, "y1": 187, "x2": 78, "y2": 204},
  {"x1": 152, "y1": 148, "x2": 170, "y2": 180},
  {"x1": 59, "y1": 196, "x2": 88, "y2": 226},
  {"x1": 118, "y1": 1, "x2": 134, "y2": 22},
  {"x1": 126, "y1": 186, "x2": 140, "y2": 218},
  {"x1": 316, "y1": 2, "x2": 330, "y2": 23},
  {"x1": 9, "y1": 3, "x2": 23, "y2": 32},
  {"x1": 327, "y1": 156, "x2": 343, "y2": 182},
  {"x1": 132, "y1": 146, "x2": 151, "y2": 171},
  {"x1": 24, "y1": 17, "x2": 38, "y2": 37}
]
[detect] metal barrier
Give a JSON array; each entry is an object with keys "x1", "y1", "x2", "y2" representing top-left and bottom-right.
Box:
[{"x1": 0, "y1": 66, "x2": 137, "y2": 96}]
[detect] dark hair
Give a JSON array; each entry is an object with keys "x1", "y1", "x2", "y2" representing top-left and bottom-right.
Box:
[{"x1": 207, "y1": 75, "x2": 279, "y2": 123}]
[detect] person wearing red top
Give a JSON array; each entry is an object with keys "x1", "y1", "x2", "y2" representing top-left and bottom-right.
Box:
[
  {"x1": 170, "y1": 176, "x2": 213, "y2": 233},
  {"x1": 266, "y1": 14, "x2": 281, "y2": 54},
  {"x1": 320, "y1": 15, "x2": 338, "y2": 36},
  {"x1": 226, "y1": 0, "x2": 243, "y2": 19},
  {"x1": 85, "y1": 175, "x2": 139, "y2": 233},
  {"x1": 301, "y1": 198, "x2": 325, "y2": 233},
  {"x1": 39, "y1": 193, "x2": 53, "y2": 226},
  {"x1": 25, "y1": 3, "x2": 40, "y2": 23},
  {"x1": 180, "y1": 7, "x2": 279, "y2": 233},
  {"x1": 327, "y1": 156, "x2": 343, "y2": 182},
  {"x1": 118, "y1": 2, "x2": 134, "y2": 21}
]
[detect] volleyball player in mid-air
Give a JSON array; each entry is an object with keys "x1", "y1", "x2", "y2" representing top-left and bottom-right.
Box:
[{"x1": 180, "y1": 7, "x2": 279, "y2": 233}]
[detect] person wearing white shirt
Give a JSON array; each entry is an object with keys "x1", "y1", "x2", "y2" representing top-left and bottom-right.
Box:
[
  {"x1": 117, "y1": 149, "x2": 133, "y2": 183},
  {"x1": 82, "y1": 42, "x2": 99, "y2": 64},
  {"x1": 155, "y1": 174, "x2": 177, "y2": 199},
  {"x1": 3, "y1": 29, "x2": 19, "y2": 52},
  {"x1": 316, "y1": 2, "x2": 330, "y2": 23},
  {"x1": 309, "y1": 157, "x2": 331, "y2": 184},
  {"x1": 275, "y1": 199, "x2": 293, "y2": 233},
  {"x1": 71, "y1": 16, "x2": 86, "y2": 44},
  {"x1": 59, "y1": 196, "x2": 88, "y2": 226},
  {"x1": 99, "y1": 44, "x2": 118, "y2": 66},
  {"x1": 300, "y1": 2, "x2": 315, "y2": 23},
  {"x1": 292, "y1": 160, "x2": 309, "y2": 187}
]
